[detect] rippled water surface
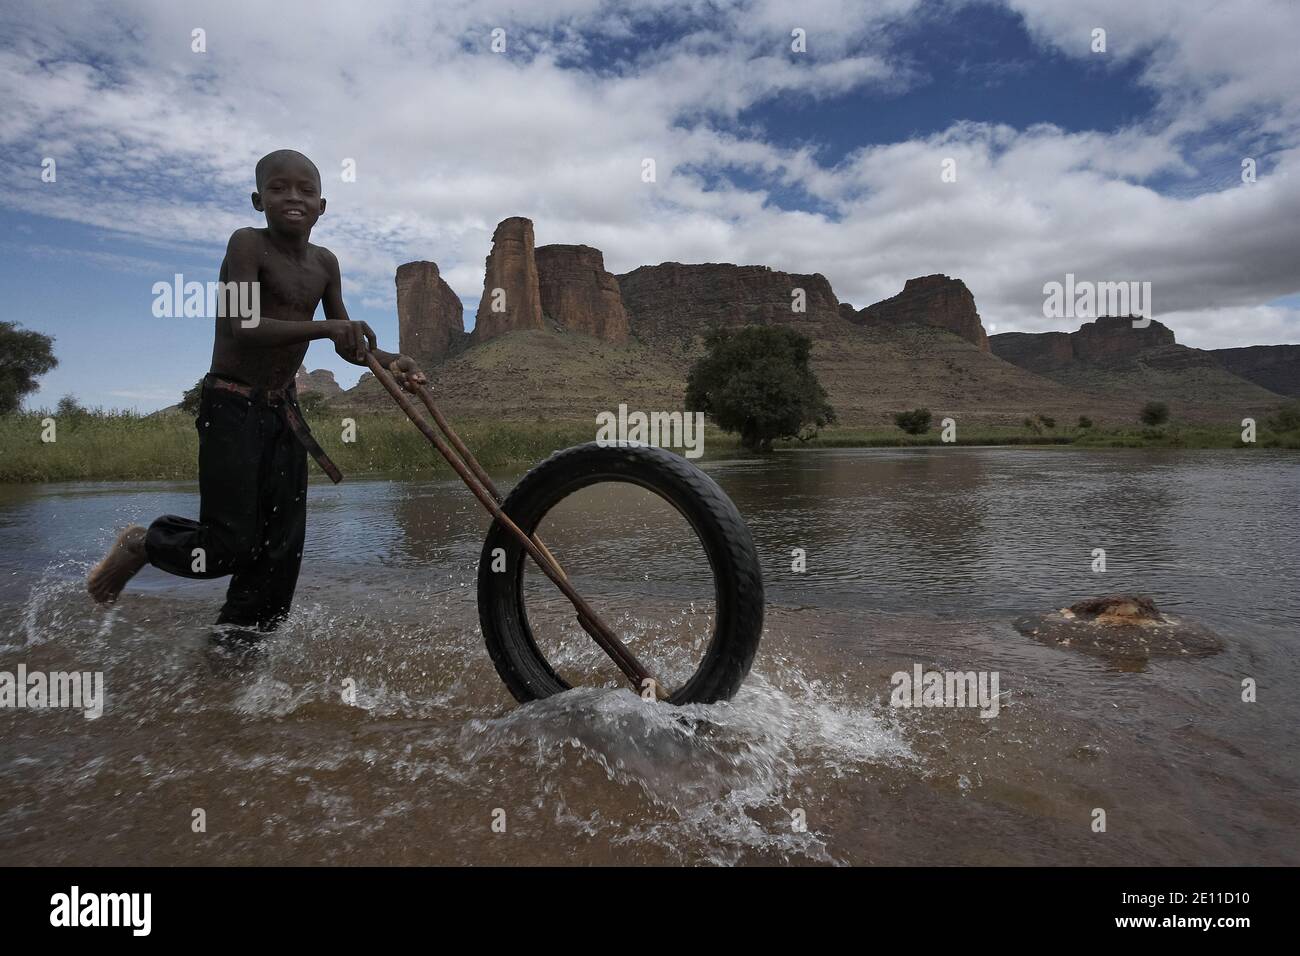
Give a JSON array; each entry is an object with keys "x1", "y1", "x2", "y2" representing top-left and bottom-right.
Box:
[{"x1": 1, "y1": 447, "x2": 1296, "y2": 864}]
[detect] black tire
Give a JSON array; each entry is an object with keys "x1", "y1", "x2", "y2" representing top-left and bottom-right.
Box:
[{"x1": 477, "y1": 443, "x2": 763, "y2": 705}]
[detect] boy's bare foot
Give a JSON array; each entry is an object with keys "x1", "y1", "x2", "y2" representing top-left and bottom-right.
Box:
[{"x1": 87, "y1": 525, "x2": 148, "y2": 603}]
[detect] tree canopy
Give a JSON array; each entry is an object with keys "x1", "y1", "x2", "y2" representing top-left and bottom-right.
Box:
[
  {"x1": 685, "y1": 325, "x2": 835, "y2": 451},
  {"x1": 0, "y1": 321, "x2": 57, "y2": 415}
]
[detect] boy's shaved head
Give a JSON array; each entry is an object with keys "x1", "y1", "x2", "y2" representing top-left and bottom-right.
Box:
[{"x1": 255, "y1": 149, "x2": 321, "y2": 191}]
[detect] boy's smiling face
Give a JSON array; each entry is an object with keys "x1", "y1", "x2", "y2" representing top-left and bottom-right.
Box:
[{"x1": 251, "y1": 152, "x2": 324, "y2": 236}]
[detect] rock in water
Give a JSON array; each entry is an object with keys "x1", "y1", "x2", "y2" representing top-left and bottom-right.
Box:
[
  {"x1": 535, "y1": 244, "x2": 630, "y2": 342},
  {"x1": 854, "y1": 274, "x2": 990, "y2": 351},
  {"x1": 396, "y1": 261, "x2": 466, "y2": 367},
  {"x1": 473, "y1": 216, "x2": 546, "y2": 343},
  {"x1": 1014, "y1": 594, "x2": 1223, "y2": 662}
]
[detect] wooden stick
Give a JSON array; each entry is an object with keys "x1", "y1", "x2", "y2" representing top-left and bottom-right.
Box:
[
  {"x1": 412, "y1": 384, "x2": 577, "y2": 592},
  {"x1": 408, "y1": 384, "x2": 669, "y2": 694},
  {"x1": 367, "y1": 354, "x2": 670, "y2": 700}
]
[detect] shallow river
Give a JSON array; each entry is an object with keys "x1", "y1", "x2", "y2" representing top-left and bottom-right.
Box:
[{"x1": 1, "y1": 447, "x2": 1296, "y2": 865}]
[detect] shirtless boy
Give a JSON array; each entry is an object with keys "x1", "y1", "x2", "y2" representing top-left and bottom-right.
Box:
[{"x1": 87, "y1": 148, "x2": 425, "y2": 632}]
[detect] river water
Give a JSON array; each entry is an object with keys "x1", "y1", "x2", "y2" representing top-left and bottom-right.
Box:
[{"x1": 1, "y1": 447, "x2": 1296, "y2": 865}]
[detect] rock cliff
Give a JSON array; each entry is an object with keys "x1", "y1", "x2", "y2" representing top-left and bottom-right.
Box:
[
  {"x1": 396, "y1": 260, "x2": 466, "y2": 366},
  {"x1": 854, "y1": 275, "x2": 990, "y2": 351},
  {"x1": 472, "y1": 216, "x2": 546, "y2": 343},
  {"x1": 535, "y1": 244, "x2": 630, "y2": 342}
]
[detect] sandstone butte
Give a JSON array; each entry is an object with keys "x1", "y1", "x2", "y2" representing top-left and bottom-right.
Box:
[
  {"x1": 535, "y1": 243, "x2": 630, "y2": 342},
  {"x1": 293, "y1": 365, "x2": 343, "y2": 396},
  {"x1": 990, "y1": 316, "x2": 1178, "y2": 373},
  {"x1": 395, "y1": 260, "x2": 466, "y2": 368},
  {"x1": 615, "y1": 262, "x2": 843, "y2": 345},
  {"x1": 849, "y1": 274, "x2": 990, "y2": 351},
  {"x1": 399, "y1": 218, "x2": 998, "y2": 352},
  {"x1": 385, "y1": 216, "x2": 1293, "y2": 405},
  {"x1": 472, "y1": 216, "x2": 545, "y2": 344}
]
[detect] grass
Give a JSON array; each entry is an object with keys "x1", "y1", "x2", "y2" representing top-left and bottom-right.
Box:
[
  {"x1": 1, "y1": 409, "x2": 1296, "y2": 483},
  {"x1": 0, "y1": 409, "x2": 597, "y2": 483}
]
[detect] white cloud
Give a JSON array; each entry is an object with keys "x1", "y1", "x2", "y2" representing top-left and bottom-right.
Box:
[{"x1": 0, "y1": 0, "x2": 1297, "y2": 364}]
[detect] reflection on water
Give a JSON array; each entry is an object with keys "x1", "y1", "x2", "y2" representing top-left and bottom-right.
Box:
[{"x1": 0, "y1": 447, "x2": 1296, "y2": 865}]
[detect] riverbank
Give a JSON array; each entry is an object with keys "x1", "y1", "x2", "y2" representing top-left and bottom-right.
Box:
[{"x1": 1, "y1": 409, "x2": 1296, "y2": 482}]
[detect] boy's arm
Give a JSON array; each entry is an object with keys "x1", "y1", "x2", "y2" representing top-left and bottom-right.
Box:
[
  {"x1": 223, "y1": 229, "x2": 373, "y2": 356},
  {"x1": 321, "y1": 250, "x2": 427, "y2": 390}
]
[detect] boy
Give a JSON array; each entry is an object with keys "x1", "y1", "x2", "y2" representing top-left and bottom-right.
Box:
[{"x1": 87, "y1": 149, "x2": 424, "y2": 633}]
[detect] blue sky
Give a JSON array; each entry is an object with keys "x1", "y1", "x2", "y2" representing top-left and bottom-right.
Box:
[{"x1": 2, "y1": 0, "x2": 1298, "y2": 411}]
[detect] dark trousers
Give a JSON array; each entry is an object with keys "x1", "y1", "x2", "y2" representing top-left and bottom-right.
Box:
[{"x1": 145, "y1": 381, "x2": 309, "y2": 631}]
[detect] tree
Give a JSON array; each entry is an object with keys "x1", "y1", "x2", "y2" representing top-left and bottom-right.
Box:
[
  {"x1": 1139, "y1": 401, "x2": 1170, "y2": 426},
  {"x1": 1077, "y1": 415, "x2": 1093, "y2": 429},
  {"x1": 893, "y1": 408, "x2": 932, "y2": 435},
  {"x1": 298, "y1": 391, "x2": 327, "y2": 415},
  {"x1": 685, "y1": 325, "x2": 835, "y2": 451},
  {"x1": 1037, "y1": 414, "x2": 1056, "y2": 429},
  {"x1": 1266, "y1": 403, "x2": 1300, "y2": 432},
  {"x1": 180, "y1": 379, "x2": 204, "y2": 415},
  {"x1": 0, "y1": 321, "x2": 57, "y2": 414},
  {"x1": 56, "y1": 394, "x2": 87, "y2": 418}
]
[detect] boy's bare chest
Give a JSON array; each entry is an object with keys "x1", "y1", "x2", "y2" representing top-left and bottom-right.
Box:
[{"x1": 257, "y1": 251, "x2": 329, "y2": 314}]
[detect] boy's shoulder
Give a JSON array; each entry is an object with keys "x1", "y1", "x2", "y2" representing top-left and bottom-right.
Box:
[
  {"x1": 225, "y1": 225, "x2": 268, "y2": 253},
  {"x1": 223, "y1": 227, "x2": 337, "y2": 267}
]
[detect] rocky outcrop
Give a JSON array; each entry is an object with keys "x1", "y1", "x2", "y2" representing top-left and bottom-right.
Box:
[
  {"x1": 855, "y1": 275, "x2": 990, "y2": 350},
  {"x1": 396, "y1": 261, "x2": 467, "y2": 367},
  {"x1": 616, "y1": 262, "x2": 843, "y2": 345},
  {"x1": 472, "y1": 217, "x2": 545, "y2": 343},
  {"x1": 1212, "y1": 344, "x2": 1300, "y2": 398},
  {"x1": 535, "y1": 244, "x2": 629, "y2": 342},
  {"x1": 294, "y1": 366, "x2": 343, "y2": 397},
  {"x1": 1071, "y1": 316, "x2": 1175, "y2": 364},
  {"x1": 838, "y1": 301, "x2": 858, "y2": 323},
  {"x1": 991, "y1": 317, "x2": 1178, "y2": 369},
  {"x1": 986, "y1": 331, "x2": 1074, "y2": 373}
]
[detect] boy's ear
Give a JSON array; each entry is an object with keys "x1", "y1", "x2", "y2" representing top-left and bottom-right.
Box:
[
  {"x1": 318, "y1": 197, "x2": 327, "y2": 215},
  {"x1": 250, "y1": 191, "x2": 265, "y2": 212}
]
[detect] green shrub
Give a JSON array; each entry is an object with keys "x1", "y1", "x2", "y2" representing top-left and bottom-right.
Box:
[
  {"x1": 893, "y1": 408, "x2": 933, "y2": 435},
  {"x1": 1139, "y1": 401, "x2": 1170, "y2": 426}
]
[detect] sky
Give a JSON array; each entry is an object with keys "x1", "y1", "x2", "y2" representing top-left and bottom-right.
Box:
[{"x1": 1, "y1": 0, "x2": 1297, "y2": 411}]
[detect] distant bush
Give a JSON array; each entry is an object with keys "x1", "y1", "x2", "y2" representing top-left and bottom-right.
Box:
[
  {"x1": 1266, "y1": 403, "x2": 1300, "y2": 432},
  {"x1": 1139, "y1": 401, "x2": 1170, "y2": 426},
  {"x1": 1077, "y1": 415, "x2": 1093, "y2": 429},
  {"x1": 893, "y1": 408, "x2": 932, "y2": 435},
  {"x1": 298, "y1": 391, "x2": 328, "y2": 416},
  {"x1": 1023, "y1": 416, "x2": 1041, "y2": 435},
  {"x1": 180, "y1": 379, "x2": 204, "y2": 416},
  {"x1": 56, "y1": 394, "x2": 88, "y2": 419},
  {"x1": 1037, "y1": 414, "x2": 1056, "y2": 429}
]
